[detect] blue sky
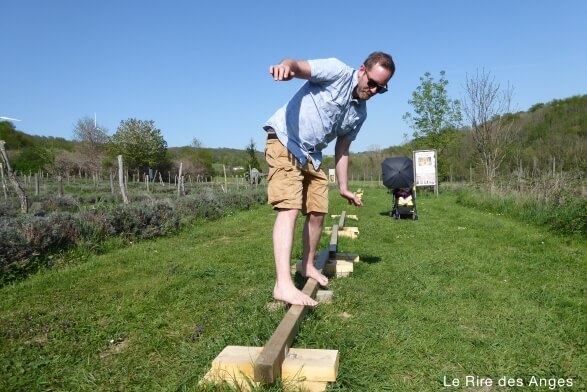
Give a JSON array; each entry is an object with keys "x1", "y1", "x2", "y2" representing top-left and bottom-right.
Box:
[{"x1": 1, "y1": 0, "x2": 586, "y2": 154}]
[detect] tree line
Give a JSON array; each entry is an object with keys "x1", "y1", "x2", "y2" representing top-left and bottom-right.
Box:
[{"x1": 1, "y1": 75, "x2": 585, "y2": 191}]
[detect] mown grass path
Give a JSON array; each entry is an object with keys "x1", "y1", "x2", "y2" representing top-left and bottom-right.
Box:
[{"x1": 1, "y1": 188, "x2": 585, "y2": 391}]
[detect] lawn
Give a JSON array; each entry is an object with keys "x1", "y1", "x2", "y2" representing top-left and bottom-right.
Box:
[{"x1": 1, "y1": 187, "x2": 585, "y2": 391}]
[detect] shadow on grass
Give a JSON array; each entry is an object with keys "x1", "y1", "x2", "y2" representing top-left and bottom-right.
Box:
[{"x1": 360, "y1": 255, "x2": 381, "y2": 264}]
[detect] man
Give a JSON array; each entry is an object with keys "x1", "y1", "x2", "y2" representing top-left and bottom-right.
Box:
[{"x1": 264, "y1": 52, "x2": 395, "y2": 306}]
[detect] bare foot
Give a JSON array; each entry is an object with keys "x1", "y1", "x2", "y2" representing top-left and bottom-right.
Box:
[
  {"x1": 274, "y1": 283, "x2": 318, "y2": 306},
  {"x1": 300, "y1": 265, "x2": 329, "y2": 287}
]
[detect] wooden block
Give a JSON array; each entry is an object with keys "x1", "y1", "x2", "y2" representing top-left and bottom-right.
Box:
[
  {"x1": 331, "y1": 214, "x2": 358, "y2": 221},
  {"x1": 323, "y1": 259, "x2": 353, "y2": 277},
  {"x1": 336, "y1": 229, "x2": 358, "y2": 239},
  {"x1": 211, "y1": 346, "x2": 262, "y2": 378},
  {"x1": 335, "y1": 253, "x2": 360, "y2": 263},
  {"x1": 201, "y1": 369, "x2": 258, "y2": 391},
  {"x1": 316, "y1": 290, "x2": 333, "y2": 304},
  {"x1": 341, "y1": 226, "x2": 359, "y2": 233},
  {"x1": 254, "y1": 250, "x2": 330, "y2": 384},
  {"x1": 282, "y1": 348, "x2": 339, "y2": 382}
]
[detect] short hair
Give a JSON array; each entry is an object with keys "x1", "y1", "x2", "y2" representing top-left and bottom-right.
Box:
[{"x1": 364, "y1": 52, "x2": 395, "y2": 77}]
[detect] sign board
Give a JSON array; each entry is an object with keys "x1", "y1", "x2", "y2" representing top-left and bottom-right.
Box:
[
  {"x1": 328, "y1": 169, "x2": 336, "y2": 183},
  {"x1": 413, "y1": 150, "x2": 437, "y2": 187}
]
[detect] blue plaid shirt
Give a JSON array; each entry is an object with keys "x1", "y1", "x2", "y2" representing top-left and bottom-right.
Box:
[{"x1": 264, "y1": 58, "x2": 367, "y2": 170}]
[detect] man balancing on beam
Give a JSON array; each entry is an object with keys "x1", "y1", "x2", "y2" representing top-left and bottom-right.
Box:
[{"x1": 263, "y1": 52, "x2": 395, "y2": 306}]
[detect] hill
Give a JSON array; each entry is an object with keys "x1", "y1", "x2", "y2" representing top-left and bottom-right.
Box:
[{"x1": 1, "y1": 93, "x2": 586, "y2": 179}]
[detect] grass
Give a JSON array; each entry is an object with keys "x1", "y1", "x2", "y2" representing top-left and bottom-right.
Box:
[{"x1": 1, "y1": 186, "x2": 585, "y2": 391}]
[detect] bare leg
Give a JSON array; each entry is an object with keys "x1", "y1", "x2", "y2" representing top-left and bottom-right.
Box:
[
  {"x1": 300, "y1": 212, "x2": 329, "y2": 287},
  {"x1": 272, "y1": 209, "x2": 318, "y2": 306}
]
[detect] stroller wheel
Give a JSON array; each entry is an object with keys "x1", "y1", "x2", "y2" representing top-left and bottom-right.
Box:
[{"x1": 413, "y1": 214, "x2": 418, "y2": 221}]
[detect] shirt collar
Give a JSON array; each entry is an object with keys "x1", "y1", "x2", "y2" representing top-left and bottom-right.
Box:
[{"x1": 351, "y1": 69, "x2": 362, "y2": 103}]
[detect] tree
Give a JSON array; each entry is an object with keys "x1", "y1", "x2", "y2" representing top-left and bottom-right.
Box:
[
  {"x1": 403, "y1": 71, "x2": 462, "y2": 148},
  {"x1": 462, "y1": 69, "x2": 516, "y2": 184},
  {"x1": 245, "y1": 138, "x2": 260, "y2": 170},
  {"x1": 109, "y1": 118, "x2": 168, "y2": 172},
  {"x1": 403, "y1": 71, "x2": 462, "y2": 179},
  {"x1": 187, "y1": 137, "x2": 213, "y2": 176},
  {"x1": 72, "y1": 116, "x2": 109, "y2": 175}
]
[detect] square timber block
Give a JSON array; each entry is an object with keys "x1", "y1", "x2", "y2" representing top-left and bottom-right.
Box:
[
  {"x1": 322, "y1": 259, "x2": 353, "y2": 277},
  {"x1": 294, "y1": 259, "x2": 353, "y2": 277},
  {"x1": 330, "y1": 214, "x2": 358, "y2": 221},
  {"x1": 203, "y1": 346, "x2": 332, "y2": 392},
  {"x1": 211, "y1": 345, "x2": 262, "y2": 378},
  {"x1": 282, "y1": 348, "x2": 339, "y2": 382},
  {"x1": 316, "y1": 290, "x2": 333, "y2": 304},
  {"x1": 335, "y1": 252, "x2": 360, "y2": 263},
  {"x1": 324, "y1": 226, "x2": 359, "y2": 239}
]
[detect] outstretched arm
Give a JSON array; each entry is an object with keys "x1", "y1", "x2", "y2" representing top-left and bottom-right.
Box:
[
  {"x1": 269, "y1": 59, "x2": 311, "y2": 81},
  {"x1": 335, "y1": 137, "x2": 363, "y2": 207}
]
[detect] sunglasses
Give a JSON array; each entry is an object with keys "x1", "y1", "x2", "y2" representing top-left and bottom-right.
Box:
[{"x1": 364, "y1": 68, "x2": 388, "y2": 94}]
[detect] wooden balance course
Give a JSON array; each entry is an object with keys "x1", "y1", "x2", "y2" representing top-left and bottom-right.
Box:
[{"x1": 201, "y1": 210, "x2": 361, "y2": 391}]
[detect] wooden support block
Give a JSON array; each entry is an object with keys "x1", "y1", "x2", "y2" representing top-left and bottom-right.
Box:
[
  {"x1": 282, "y1": 348, "x2": 339, "y2": 382},
  {"x1": 336, "y1": 253, "x2": 360, "y2": 263},
  {"x1": 211, "y1": 345, "x2": 262, "y2": 378},
  {"x1": 323, "y1": 259, "x2": 353, "y2": 277},
  {"x1": 254, "y1": 250, "x2": 330, "y2": 384},
  {"x1": 201, "y1": 369, "x2": 258, "y2": 391},
  {"x1": 325, "y1": 226, "x2": 358, "y2": 239},
  {"x1": 331, "y1": 214, "x2": 358, "y2": 221},
  {"x1": 316, "y1": 290, "x2": 333, "y2": 304}
]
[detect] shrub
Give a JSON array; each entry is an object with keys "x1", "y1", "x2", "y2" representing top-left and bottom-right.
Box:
[{"x1": 0, "y1": 187, "x2": 266, "y2": 285}]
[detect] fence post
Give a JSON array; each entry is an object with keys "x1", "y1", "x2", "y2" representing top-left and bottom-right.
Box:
[
  {"x1": 117, "y1": 155, "x2": 130, "y2": 204},
  {"x1": 0, "y1": 141, "x2": 28, "y2": 213}
]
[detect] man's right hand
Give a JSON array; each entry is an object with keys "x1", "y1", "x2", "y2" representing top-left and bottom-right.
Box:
[
  {"x1": 340, "y1": 190, "x2": 363, "y2": 207},
  {"x1": 269, "y1": 64, "x2": 296, "y2": 81}
]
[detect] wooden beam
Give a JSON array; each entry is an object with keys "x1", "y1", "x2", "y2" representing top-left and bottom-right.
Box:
[
  {"x1": 329, "y1": 224, "x2": 339, "y2": 260},
  {"x1": 337, "y1": 210, "x2": 346, "y2": 229},
  {"x1": 254, "y1": 249, "x2": 329, "y2": 384}
]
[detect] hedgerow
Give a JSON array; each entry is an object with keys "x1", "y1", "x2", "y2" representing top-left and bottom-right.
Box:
[{"x1": 0, "y1": 187, "x2": 267, "y2": 285}]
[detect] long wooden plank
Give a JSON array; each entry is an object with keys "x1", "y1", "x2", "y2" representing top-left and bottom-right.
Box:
[
  {"x1": 337, "y1": 210, "x2": 346, "y2": 229},
  {"x1": 329, "y1": 224, "x2": 339, "y2": 260},
  {"x1": 254, "y1": 249, "x2": 330, "y2": 384}
]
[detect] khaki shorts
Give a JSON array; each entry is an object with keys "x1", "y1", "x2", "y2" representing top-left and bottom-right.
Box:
[{"x1": 265, "y1": 138, "x2": 328, "y2": 214}]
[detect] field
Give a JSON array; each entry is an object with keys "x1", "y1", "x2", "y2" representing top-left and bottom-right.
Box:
[{"x1": 1, "y1": 186, "x2": 585, "y2": 391}]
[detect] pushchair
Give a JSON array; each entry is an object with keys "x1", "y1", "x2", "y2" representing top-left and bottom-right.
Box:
[{"x1": 381, "y1": 157, "x2": 418, "y2": 220}]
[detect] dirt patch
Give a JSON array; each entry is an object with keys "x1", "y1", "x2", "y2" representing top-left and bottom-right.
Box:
[{"x1": 99, "y1": 336, "x2": 130, "y2": 361}]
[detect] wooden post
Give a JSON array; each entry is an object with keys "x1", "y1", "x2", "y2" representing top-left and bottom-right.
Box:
[
  {"x1": 0, "y1": 141, "x2": 28, "y2": 213},
  {"x1": 109, "y1": 171, "x2": 115, "y2": 195},
  {"x1": 117, "y1": 155, "x2": 130, "y2": 204},
  {"x1": 177, "y1": 162, "x2": 183, "y2": 196},
  {"x1": 35, "y1": 173, "x2": 40, "y2": 196},
  {"x1": 57, "y1": 174, "x2": 63, "y2": 197},
  {"x1": 0, "y1": 162, "x2": 7, "y2": 199},
  {"x1": 223, "y1": 165, "x2": 227, "y2": 193}
]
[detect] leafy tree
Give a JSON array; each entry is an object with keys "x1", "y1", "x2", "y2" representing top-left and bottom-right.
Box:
[
  {"x1": 109, "y1": 118, "x2": 168, "y2": 172},
  {"x1": 0, "y1": 121, "x2": 35, "y2": 150},
  {"x1": 245, "y1": 138, "x2": 260, "y2": 170},
  {"x1": 403, "y1": 71, "x2": 462, "y2": 145},
  {"x1": 403, "y1": 71, "x2": 462, "y2": 178},
  {"x1": 12, "y1": 145, "x2": 53, "y2": 174}
]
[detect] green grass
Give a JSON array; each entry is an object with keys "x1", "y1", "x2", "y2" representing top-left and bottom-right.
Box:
[{"x1": 1, "y1": 187, "x2": 585, "y2": 391}]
